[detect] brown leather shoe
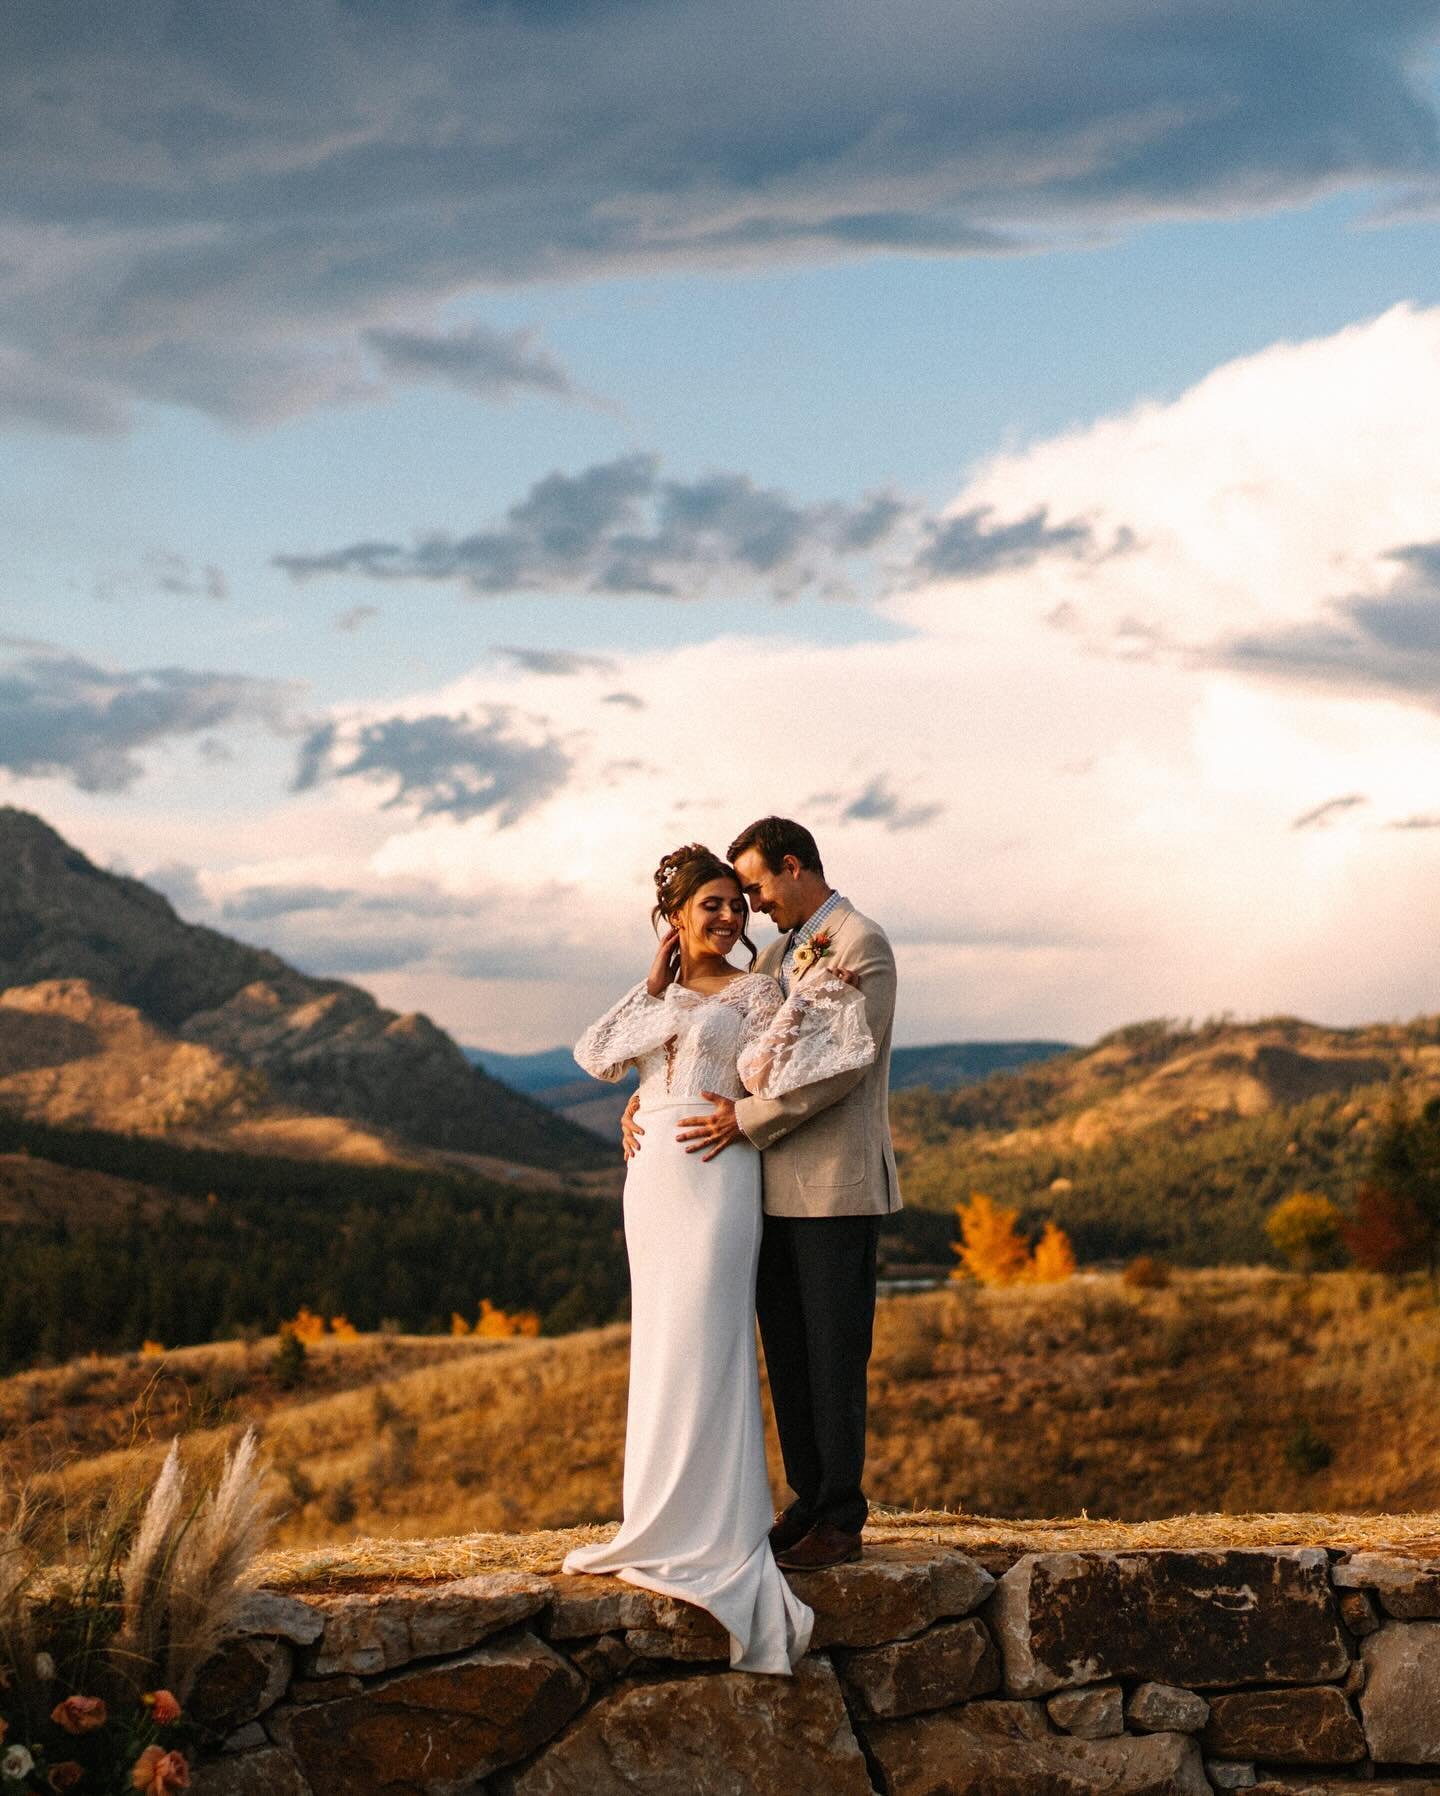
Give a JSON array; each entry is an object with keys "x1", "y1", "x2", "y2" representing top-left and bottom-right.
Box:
[
  {"x1": 774, "y1": 1522, "x2": 863, "y2": 1571},
  {"x1": 768, "y1": 1508, "x2": 814, "y2": 1555}
]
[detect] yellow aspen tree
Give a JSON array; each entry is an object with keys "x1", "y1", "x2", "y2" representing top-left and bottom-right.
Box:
[
  {"x1": 953, "y1": 1192, "x2": 1032, "y2": 1287},
  {"x1": 286, "y1": 1305, "x2": 328, "y2": 1342},
  {"x1": 1027, "y1": 1220, "x2": 1077, "y2": 1283}
]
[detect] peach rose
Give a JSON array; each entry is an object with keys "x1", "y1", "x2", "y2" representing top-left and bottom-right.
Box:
[
  {"x1": 132, "y1": 1745, "x2": 190, "y2": 1795},
  {"x1": 52, "y1": 1694, "x2": 108, "y2": 1734},
  {"x1": 48, "y1": 1761, "x2": 85, "y2": 1791},
  {"x1": 144, "y1": 1690, "x2": 182, "y2": 1726}
]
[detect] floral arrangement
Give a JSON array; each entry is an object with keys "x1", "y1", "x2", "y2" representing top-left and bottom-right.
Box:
[
  {"x1": 0, "y1": 1683, "x2": 188, "y2": 1793},
  {"x1": 2, "y1": 1430, "x2": 271, "y2": 1796},
  {"x1": 791, "y1": 929, "x2": 834, "y2": 977}
]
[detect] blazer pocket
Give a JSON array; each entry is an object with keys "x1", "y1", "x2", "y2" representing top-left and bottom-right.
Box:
[{"x1": 795, "y1": 1092, "x2": 866, "y2": 1186}]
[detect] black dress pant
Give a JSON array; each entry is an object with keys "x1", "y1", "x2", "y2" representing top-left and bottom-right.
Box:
[{"x1": 756, "y1": 1210, "x2": 881, "y2": 1536}]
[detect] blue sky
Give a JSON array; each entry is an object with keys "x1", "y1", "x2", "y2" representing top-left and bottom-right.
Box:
[{"x1": 5, "y1": 2, "x2": 1440, "y2": 1049}]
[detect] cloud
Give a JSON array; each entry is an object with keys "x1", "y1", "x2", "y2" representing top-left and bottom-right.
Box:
[
  {"x1": 835, "y1": 777, "x2": 944, "y2": 832},
  {"x1": 495, "y1": 646, "x2": 616, "y2": 676},
  {"x1": 6, "y1": 0, "x2": 1438, "y2": 431},
  {"x1": 363, "y1": 323, "x2": 578, "y2": 403},
  {"x1": 0, "y1": 638, "x2": 295, "y2": 791},
  {"x1": 913, "y1": 506, "x2": 1102, "y2": 580},
  {"x1": 291, "y1": 936, "x2": 431, "y2": 975},
  {"x1": 603, "y1": 691, "x2": 645, "y2": 710},
  {"x1": 95, "y1": 549, "x2": 229, "y2": 604},
  {"x1": 50, "y1": 305, "x2": 1440, "y2": 1057},
  {"x1": 1217, "y1": 538, "x2": 1440, "y2": 707},
  {"x1": 221, "y1": 883, "x2": 353, "y2": 922},
  {"x1": 0, "y1": 347, "x2": 125, "y2": 436},
  {"x1": 336, "y1": 604, "x2": 379, "y2": 633},
  {"x1": 275, "y1": 454, "x2": 910, "y2": 601},
  {"x1": 143, "y1": 860, "x2": 209, "y2": 916},
  {"x1": 145, "y1": 549, "x2": 228, "y2": 601},
  {"x1": 293, "y1": 707, "x2": 571, "y2": 825},
  {"x1": 1291, "y1": 793, "x2": 1368, "y2": 830}
]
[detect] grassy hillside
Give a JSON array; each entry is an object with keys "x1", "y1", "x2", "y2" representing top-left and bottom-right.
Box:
[
  {"x1": 9, "y1": 1271, "x2": 1439, "y2": 1557},
  {"x1": 892, "y1": 1013, "x2": 1440, "y2": 1262}
]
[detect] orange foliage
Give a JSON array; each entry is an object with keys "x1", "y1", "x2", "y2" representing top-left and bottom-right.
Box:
[
  {"x1": 280, "y1": 1306, "x2": 363, "y2": 1342},
  {"x1": 952, "y1": 1193, "x2": 1033, "y2": 1287},
  {"x1": 1028, "y1": 1220, "x2": 1077, "y2": 1284},
  {"x1": 952, "y1": 1193, "x2": 1076, "y2": 1287},
  {"x1": 473, "y1": 1298, "x2": 541, "y2": 1338},
  {"x1": 139, "y1": 1340, "x2": 166, "y2": 1357}
]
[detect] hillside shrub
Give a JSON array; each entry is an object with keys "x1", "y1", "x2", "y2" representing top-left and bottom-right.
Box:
[
  {"x1": 269, "y1": 1329, "x2": 306, "y2": 1391},
  {"x1": 1266, "y1": 1191, "x2": 1347, "y2": 1273},
  {"x1": 1284, "y1": 1418, "x2": 1333, "y2": 1474}
]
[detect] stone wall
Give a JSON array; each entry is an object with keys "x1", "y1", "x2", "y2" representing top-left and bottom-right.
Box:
[{"x1": 188, "y1": 1542, "x2": 1440, "y2": 1795}]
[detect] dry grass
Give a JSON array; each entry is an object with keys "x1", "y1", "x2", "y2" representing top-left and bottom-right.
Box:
[
  {"x1": 12, "y1": 1270, "x2": 1440, "y2": 1580},
  {"x1": 254, "y1": 1506, "x2": 1440, "y2": 1593}
]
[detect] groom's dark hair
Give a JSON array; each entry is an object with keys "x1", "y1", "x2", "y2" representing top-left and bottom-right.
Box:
[{"x1": 727, "y1": 816, "x2": 825, "y2": 877}]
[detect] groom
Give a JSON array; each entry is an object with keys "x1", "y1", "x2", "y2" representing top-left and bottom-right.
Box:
[{"x1": 633, "y1": 815, "x2": 901, "y2": 1571}]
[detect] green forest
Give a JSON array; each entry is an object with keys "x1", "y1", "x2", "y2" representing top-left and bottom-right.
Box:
[
  {"x1": 0, "y1": 1117, "x2": 631, "y2": 1371},
  {"x1": 0, "y1": 1116, "x2": 952, "y2": 1371}
]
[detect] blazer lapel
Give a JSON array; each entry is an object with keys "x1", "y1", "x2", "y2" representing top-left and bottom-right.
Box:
[
  {"x1": 753, "y1": 933, "x2": 786, "y2": 977},
  {"x1": 792, "y1": 897, "x2": 857, "y2": 986}
]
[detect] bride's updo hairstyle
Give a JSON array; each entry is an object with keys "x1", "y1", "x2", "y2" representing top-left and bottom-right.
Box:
[{"x1": 652, "y1": 843, "x2": 758, "y2": 967}]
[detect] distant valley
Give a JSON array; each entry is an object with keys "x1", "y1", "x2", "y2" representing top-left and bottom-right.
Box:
[
  {"x1": 467, "y1": 1037, "x2": 1075, "y2": 1139},
  {"x1": 3, "y1": 803, "x2": 1438, "y2": 1372}
]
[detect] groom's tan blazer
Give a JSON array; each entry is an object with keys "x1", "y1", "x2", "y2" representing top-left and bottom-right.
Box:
[{"x1": 735, "y1": 897, "x2": 902, "y2": 1219}]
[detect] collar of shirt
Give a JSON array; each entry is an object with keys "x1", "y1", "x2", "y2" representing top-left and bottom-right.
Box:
[{"x1": 793, "y1": 889, "x2": 844, "y2": 948}]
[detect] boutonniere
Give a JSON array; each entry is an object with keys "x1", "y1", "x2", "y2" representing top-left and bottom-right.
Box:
[{"x1": 791, "y1": 930, "x2": 833, "y2": 976}]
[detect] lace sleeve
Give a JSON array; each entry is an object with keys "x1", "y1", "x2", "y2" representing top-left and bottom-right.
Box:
[
  {"x1": 574, "y1": 982, "x2": 673, "y2": 1082},
  {"x1": 736, "y1": 970, "x2": 876, "y2": 1100}
]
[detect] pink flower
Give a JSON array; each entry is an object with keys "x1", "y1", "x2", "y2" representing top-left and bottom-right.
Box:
[
  {"x1": 51, "y1": 1694, "x2": 108, "y2": 1734},
  {"x1": 132, "y1": 1746, "x2": 190, "y2": 1795},
  {"x1": 143, "y1": 1690, "x2": 182, "y2": 1726}
]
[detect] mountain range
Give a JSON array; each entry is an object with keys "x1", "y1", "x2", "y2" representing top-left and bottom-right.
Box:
[
  {"x1": 0, "y1": 807, "x2": 605, "y2": 1171},
  {"x1": 467, "y1": 1035, "x2": 1075, "y2": 1139}
]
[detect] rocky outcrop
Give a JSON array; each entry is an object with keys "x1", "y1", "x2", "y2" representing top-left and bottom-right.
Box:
[{"x1": 187, "y1": 1542, "x2": 1440, "y2": 1796}]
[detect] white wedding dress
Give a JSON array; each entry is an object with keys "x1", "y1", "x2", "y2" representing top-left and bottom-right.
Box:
[{"x1": 563, "y1": 969, "x2": 875, "y2": 1674}]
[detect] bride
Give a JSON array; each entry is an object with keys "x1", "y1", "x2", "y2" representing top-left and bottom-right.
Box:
[{"x1": 562, "y1": 843, "x2": 875, "y2": 1675}]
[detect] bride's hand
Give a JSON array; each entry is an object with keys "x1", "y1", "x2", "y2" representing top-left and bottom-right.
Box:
[{"x1": 646, "y1": 927, "x2": 681, "y2": 997}]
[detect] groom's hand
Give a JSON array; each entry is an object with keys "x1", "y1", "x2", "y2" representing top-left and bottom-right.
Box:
[
  {"x1": 620, "y1": 1091, "x2": 643, "y2": 1161},
  {"x1": 677, "y1": 1092, "x2": 742, "y2": 1161}
]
